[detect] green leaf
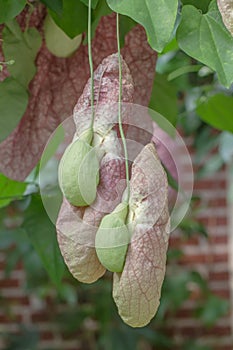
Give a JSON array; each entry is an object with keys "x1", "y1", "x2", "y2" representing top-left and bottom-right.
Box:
[
  {"x1": 119, "y1": 15, "x2": 136, "y2": 47},
  {"x1": 149, "y1": 73, "x2": 178, "y2": 126},
  {"x1": 0, "y1": 172, "x2": 27, "y2": 208},
  {"x1": 181, "y1": 0, "x2": 211, "y2": 13},
  {"x1": 177, "y1": 1, "x2": 233, "y2": 87},
  {"x1": 44, "y1": 14, "x2": 82, "y2": 58},
  {"x1": 0, "y1": 0, "x2": 26, "y2": 24},
  {"x1": 3, "y1": 20, "x2": 42, "y2": 88},
  {"x1": 0, "y1": 77, "x2": 28, "y2": 142},
  {"x1": 49, "y1": 0, "x2": 88, "y2": 38},
  {"x1": 91, "y1": 0, "x2": 112, "y2": 38},
  {"x1": 40, "y1": 0, "x2": 63, "y2": 15},
  {"x1": 197, "y1": 94, "x2": 233, "y2": 132},
  {"x1": 162, "y1": 272, "x2": 191, "y2": 312},
  {"x1": 161, "y1": 37, "x2": 179, "y2": 54},
  {"x1": 189, "y1": 271, "x2": 208, "y2": 292},
  {"x1": 22, "y1": 195, "x2": 65, "y2": 286},
  {"x1": 168, "y1": 64, "x2": 202, "y2": 81},
  {"x1": 195, "y1": 295, "x2": 229, "y2": 327},
  {"x1": 162, "y1": 163, "x2": 179, "y2": 191},
  {"x1": 106, "y1": 0, "x2": 178, "y2": 52},
  {"x1": 80, "y1": 0, "x2": 99, "y2": 9}
]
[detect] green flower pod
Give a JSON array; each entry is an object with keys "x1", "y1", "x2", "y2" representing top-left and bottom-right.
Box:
[
  {"x1": 95, "y1": 202, "x2": 130, "y2": 272},
  {"x1": 58, "y1": 129, "x2": 99, "y2": 207}
]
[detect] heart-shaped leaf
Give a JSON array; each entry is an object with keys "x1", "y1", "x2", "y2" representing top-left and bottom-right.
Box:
[
  {"x1": 3, "y1": 19, "x2": 42, "y2": 88},
  {"x1": 49, "y1": 0, "x2": 88, "y2": 38},
  {"x1": 80, "y1": 0, "x2": 99, "y2": 9},
  {"x1": 0, "y1": 172, "x2": 26, "y2": 208},
  {"x1": 0, "y1": 0, "x2": 26, "y2": 24},
  {"x1": 0, "y1": 77, "x2": 28, "y2": 142},
  {"x1": 106, "y1": 0, "x2": 178, "y2": 52},
  {"x1": 197, "y1": 93, "x2": 233, "y2": 132},
  {"x1": 177, "y1": 1, "x2": 233, "y2": 87}
]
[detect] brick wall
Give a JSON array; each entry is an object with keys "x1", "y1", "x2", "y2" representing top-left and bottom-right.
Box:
[
  {"x1": 167, "y1": 161, "x2": 233, "y2": 349},
  {"x1": 0, "y1": 155, "x2": 232, "y2": 349}
]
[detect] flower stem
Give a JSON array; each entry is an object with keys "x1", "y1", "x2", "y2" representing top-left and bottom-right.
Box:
[
  {"x1": 116, "y1": 13, "x2": 130, "y2": 203},
  {"x1": 88, "y1": 0, "x2": 95, "y2": 131}
]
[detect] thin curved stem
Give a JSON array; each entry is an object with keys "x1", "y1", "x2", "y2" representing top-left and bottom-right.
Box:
[
  {"x1": 116, "y1": 13, "x2": 130, "y2": 204},
  {"x1": 88, "y1": 0, "x2": 95, "y2": 130}
]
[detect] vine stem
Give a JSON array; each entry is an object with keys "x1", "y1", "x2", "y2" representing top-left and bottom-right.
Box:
[
  {"x1": 88, "y1": 0, "x2": 95, "y2": 131},
  {"x1": 116, "y1": 13, "x2": 130, "y2": 204}
]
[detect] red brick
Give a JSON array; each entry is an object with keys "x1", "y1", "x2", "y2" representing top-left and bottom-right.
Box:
[
  {"x1": 31, "y1": 312, "x2": 51, "y2": 322},
  {"x1": 180, "y1": 254, "x2": 208, "y2": 264},
  {"x1": 167, "y1": 326, "x2": 231, "y2": 337},
  {"x1": 212, "y1": 253, "x2": 229, "y2": 263},
  {"x1": 179, "y1": 253, "x2": 228, "y2": 265},
  {"x1": 209, "y1": 271, "x2": 230, "y2": 281},
  {"x1": 194, "y1": 179, "x2": 226, "y2": 190},
  {"x1": 208, "y1": 198, "x2": 227, "y2": 207},
  {"x1": 213, "y1": 289, "x2": 231, "y2": 299},
  {"x1": 40, "y1": 331, "x2": 55, "y2": 341},
  {"x1": 209, "y1": 235, "x2": 228, "y2": 244},
  {"x1": 206, "y1": 326, "x2": 231, "y2": 336},
  {"x1": 199, "y1": 217, "x2": 228, "y2": 227},
  {"x1": 4, "y1": 296, "x2": 29, "y2": 306},
  {"x1": 0, "y1": 314, "x2": 22, "y2": 323},
  {"x1": 174, "y1": 309, "x2": 193, "y2": 318},
  {"x1": 0, "y1": 279, "x2": 20, "y2": 288},
  {"x1": 170, "y1": 236, "x2": 199, "y2": 247}
]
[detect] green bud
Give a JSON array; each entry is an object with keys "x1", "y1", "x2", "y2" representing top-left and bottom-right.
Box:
[
  {"x1": 7, "y1": 59, "x2": 15, "y2": 66},
  {"x1": 95, "y1": 202, "x2": 130, "y2": 272},
  {"x1": 58, "y1": 129, "x2": 99, "y2": 206}
]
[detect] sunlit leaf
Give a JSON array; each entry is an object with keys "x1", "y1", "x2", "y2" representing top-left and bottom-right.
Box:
[
  {"x1": 107, "y1": 0, "x2": 178, "y2": 52},
  {"x1": 195, "y1": 295, "x2": 229, "y2": 327},
  {"x1": 40, "y1": 0, "x2": 63, "y2": 15},
  {"x1": 3, "y1": 20, "x2": 42, "y2": 88},
  {"x1": 0, "y1": 173, "x2": 26, "y2": 208},
  {"x1": 197, "y1": 94, "x2": 233, "y2": 132},
  {"x1": 181, "y1": 0, "x2": 212, "y2": 12},
  {"x1": 0, "y1": 77, "x2": 28, "y2": 142},
  {"x1": 177, "y1": 1, "x2": 233, "y2": 87},
  {"x1": 49, "y1": 0, "x2": 88, "y2": 38},
  {"x1": 0, "y1": 0, "x2": 26, "y2": 24}
]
